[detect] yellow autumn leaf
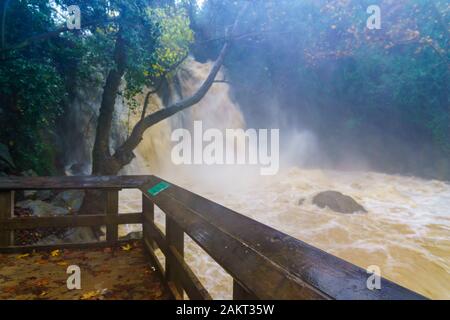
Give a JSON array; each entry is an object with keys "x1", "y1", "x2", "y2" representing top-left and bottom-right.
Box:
[
  {"x1": 81, "y1": 291, "x2": 98, "y2": 300},
  {"x1": 121, "y1": 244, "x2": 132, "y2": 251},
  {"x1": 57, "y1": 261, "x2": 68, "y2": 266},
  {"x1": 50, "y1": 249, "x2": 60, "y2": 257},
  {"x1": 16, "y1": 253, "x2": 30, "y2": 259},
  {"x1": 40, "y1": 291, "x2": 48, "y2": 297}
]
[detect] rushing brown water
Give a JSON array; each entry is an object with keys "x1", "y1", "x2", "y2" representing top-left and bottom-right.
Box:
[
  {"x1": 119, "y1": 168, "x2": 450, "y2": 300},
  {"x1": 116, "y1": 58, "x2": 449, "y2": 300}
]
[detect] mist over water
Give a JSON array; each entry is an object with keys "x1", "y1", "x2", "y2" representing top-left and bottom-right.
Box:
[
  {"x1": 113, "y1": 58, "x2": 450, "y2": 299},
  {"x1": 2, "y1": 0, "x2": 448, "y2": 302}
]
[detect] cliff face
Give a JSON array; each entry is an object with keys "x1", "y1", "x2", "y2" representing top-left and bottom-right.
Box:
[{"x1": 58, "y1": 57, "x2": 244, "y2": 177}]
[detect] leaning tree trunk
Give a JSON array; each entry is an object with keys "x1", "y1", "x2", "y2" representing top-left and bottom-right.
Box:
[
  {"x1": 80, "y1": 33, "x2": 127, "y2": 219},
  {"x1": 80, "y1": 3, "x2": 249, "y2": 228}
]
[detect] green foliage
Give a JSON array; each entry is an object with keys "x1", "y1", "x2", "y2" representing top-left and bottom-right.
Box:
[
  {"x1": 148, "y1": 6, "x2": 194, "y2": 77},
  {"x1": 0, "y1": 0, "x2": 195, "y2": 173},
  {"x1": 195, "y1": 0, "x2": 449, "y2": 178},
  {"x1": 0, "y1": 0, "x2": 67, "y2": 174}
]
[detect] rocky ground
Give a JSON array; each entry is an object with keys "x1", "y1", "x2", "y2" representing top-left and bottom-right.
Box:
[
  {"x1": 13, "y1": 188, "x2": 101, "y2": 245},
  {"x1": 0, "y1": 242, "x2": 170, "y2": 300}
]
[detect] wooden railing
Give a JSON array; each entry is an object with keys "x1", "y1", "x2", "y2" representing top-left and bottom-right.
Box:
[
  {"x1": 0, "y1": 176, "x2": 148, "y2": 251},
  {"x1": 0, "y1": 175, "x2": 427, "y2": 300}
]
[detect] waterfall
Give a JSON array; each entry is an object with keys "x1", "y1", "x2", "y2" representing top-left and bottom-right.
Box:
[
  {"x1": 63, "y1": 57, "x2": 245, "y2": 177},
  {"x1": 61, "y1": 57, "x2": 450, "y2": 300}
]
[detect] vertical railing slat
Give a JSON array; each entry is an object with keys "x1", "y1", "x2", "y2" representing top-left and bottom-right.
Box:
[
  {"x1": 0, "y1": 191, "x2": 14, "y2": 247},
  {"x1": 142, "y1": 194, "x2": 156, "y2": 249},
  {"x1": 106, "y1": 190, "x2": 119, "y2": 245},
  {"x1": 166, "y1": 216, "x2": 184, "y2": 298}
]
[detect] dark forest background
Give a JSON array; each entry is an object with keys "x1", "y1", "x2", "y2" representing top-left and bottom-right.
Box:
[{"x1": 0, "y1": 0, "x2": 449, "y2": 179}]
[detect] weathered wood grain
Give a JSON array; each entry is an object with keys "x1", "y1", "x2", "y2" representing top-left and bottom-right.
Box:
[
  {"x1": 0, "y1": 191, "x2": 14, "y2": 246},
  {"x1": 0, "y1": 212, "x2": 142, "y2": 230},
  {"x1": 0, "y1": 239, "x2": 136, "y2": 253},
  {"x1": 0, "y1": 175, "x2": 150, "y2": 190},
  {"x1": 0, "y1": 175, "x2": 427, "y2": 300},
  {"x1": 141, "y1": 175, "x2": 427, "y2": 300},
  {"x1": 106, "y1": 190, "x2": 119, "y2": 245}
]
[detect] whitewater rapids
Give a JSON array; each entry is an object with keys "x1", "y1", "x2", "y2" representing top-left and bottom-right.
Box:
[{"x1": 118, "y1": 167, "x2": 450, "y2": 299}]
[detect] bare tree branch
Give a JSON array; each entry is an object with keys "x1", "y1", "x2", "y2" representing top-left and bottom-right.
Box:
[
  {"x1": 213, "y1": 79, "x2": 231, "y2": 84},
  {"x1": 140, "y1": 52, "x2": 189, "y2": 120},
  {"x1": 112, "y1": 3, "x2": 250, "y2": 167}
]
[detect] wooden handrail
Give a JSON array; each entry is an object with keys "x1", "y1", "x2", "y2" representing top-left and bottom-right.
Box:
[
  {"x1": 141, "y1": 175, "x2": 427, "y2": 300},
  {"x1": 0, "y1": 212, "x2": 142, "y2": 230},
  {"x1": 0, "y1": 176, "x2": 146, "y2": 250},
  {"x1": 0, "y1": 175, "x2": 428, "y2": 300},
  {"x1": 0, "y1": 175, "x2": 150, "y2": 190}
]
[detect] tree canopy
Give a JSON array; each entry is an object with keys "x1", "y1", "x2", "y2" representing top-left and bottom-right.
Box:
[{"x1": 0, "y1": 0, "x2": 449, "y2": 179}]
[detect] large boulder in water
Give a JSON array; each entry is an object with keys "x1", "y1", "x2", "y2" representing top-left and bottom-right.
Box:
[
  {"x1": 51, "y1": 190, "x2": 85, "y2": 212},
  {"x1": 312, "y1": 191, "x2": 367, "y2": 214}
]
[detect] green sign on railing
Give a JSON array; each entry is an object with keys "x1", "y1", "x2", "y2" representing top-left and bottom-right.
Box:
[{"x1": 147, "y1": 181, "x2": 170, "y2": 196}]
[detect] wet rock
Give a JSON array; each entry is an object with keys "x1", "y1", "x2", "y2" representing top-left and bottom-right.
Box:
[
  {"x1": 23, "y1": 190, "x2": 37, "y2": 199},
  {"x1": 297, "y1": 197, "x2": 306, "y2": 206},
  {"x1": 66, "y1": 163, "x2": 90, "y2": 176},
  {"x1": 312, "y1": 190, "x2": 367, "y2": 214},
  {"x1": 24, "y1": 190, "x2": 54, "y2": 201},
  {"x1": 20, "y1": 169, "x2": 38, "y2": 177},
  {"x1": 52, "y1": 190, "x2": 85, "y2": 212},
  {"x1": 122, "y1": 231, "x2": 143, "y2": 241},
  {"x1": 37, "y1": 190, "x2": 54, "y2": 201},
  {"x1": 61, "y1": 227, "x2": 97, "y2": 243},
  {"x1": 16, "y1": 200, "x2": 69, "y2": 217},
  {"x1": 36, "y1": 227, "x2": 97, "y2": 245}
]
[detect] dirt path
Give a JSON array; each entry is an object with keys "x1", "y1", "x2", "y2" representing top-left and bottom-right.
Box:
[{"x1": 0, "y1": 242, "x2": 171, "y2": 300}]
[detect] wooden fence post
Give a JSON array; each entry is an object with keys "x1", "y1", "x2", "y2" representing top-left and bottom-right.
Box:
[
  {"x1": 0, "y1": 191, "x2": 14, "y2": 247},
  {"x1": 106, "y1": 190, "x2": 119, "y2": 245},
  {"x1": 142, "y1": 194, "x2": 156, "y2": 249},
  {"x1": 166, "y1": 215, "x2": 184, "y2": 299}
]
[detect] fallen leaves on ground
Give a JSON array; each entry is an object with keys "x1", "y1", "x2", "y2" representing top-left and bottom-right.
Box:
[
  {"x1": 80, "y1": 289, "x2": 109, "y2": 300},
  {"x1": 121, "y1": 244, "x2": 132, "y2": 251},
  {"x1": 80, "y1": 291, "x2": 99, "y2": 300},
  {"x1": 50, "y1": 249, "x2": 60, "y2": 257},
  {"x1": 0, "y1": 243, "x2": 171, "y2": 300},
  {"x1": 16, "y1": 253, "x2": 30, "y2": 259}
]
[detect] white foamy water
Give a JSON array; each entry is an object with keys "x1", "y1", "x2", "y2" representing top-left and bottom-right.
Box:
[
  {"x1": 111, "y1": 58, "x2": 449, "y2": 299},
  {"x1": 118, "y1": 168, "x2": 450, "y2": 300}
]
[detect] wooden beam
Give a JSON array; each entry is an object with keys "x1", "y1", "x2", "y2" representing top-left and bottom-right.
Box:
[
  {"x1": 142, "y1": 194, "x2": 156, "y2": 249},
  {"x1": 0, "y1": 175, "x2": 151, "y2": 190},
  {"x1": 106, "y1": 190, "x2": 119, "y2": 245},
  {"x1": 0, "y1": 239, "x2": 136, "y2": 253},
  {"x1": 233, "y1": 279, "x2": 257, "y2": 300},
  {"x1": 0, "y1": 212, "x2": 142, "y2": 230},
  {"x1": 165, "y1": 216, "x2": 184, "y2": 298},
  {"x1": 143, "y1": 219, "x2": 167, "y2": 254},
  {"x1": 169, "y1": 244, "x2": 212, "y2": 300},
  {"x1": 0, "y1": 191, "x2": 14, "y2": 246},
  {"x1": 141, "y1": 176, "x2": 427, "y2": 300},
  {"x1": 142, "y1": 182, "x2": 326, "y2": 300},
  {"x1": 143, "y1": 220, "x2": 210, "y2": 299}
]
